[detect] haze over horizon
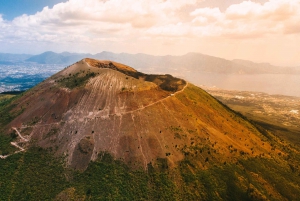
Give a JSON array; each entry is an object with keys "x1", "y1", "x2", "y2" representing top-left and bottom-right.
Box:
[{"x1": 1, "y1": 0, "x2": 300, "y2": 66}]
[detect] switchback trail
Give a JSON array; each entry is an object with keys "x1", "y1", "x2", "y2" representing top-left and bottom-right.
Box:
[
  {"x1": 12, "y1": 127, "x2": 29, "y2": 142},
  {"x1": 0, "y1": 128, "x2": 29, "y2": 159}
]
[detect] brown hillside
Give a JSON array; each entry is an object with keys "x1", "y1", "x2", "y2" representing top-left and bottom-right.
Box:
[{"x1": 4, "y1": 59, "x2": 282, "y2": 170}]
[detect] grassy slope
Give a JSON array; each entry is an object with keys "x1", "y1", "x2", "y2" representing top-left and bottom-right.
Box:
[
  {"x1": 0, "y1": 147, "x2": 300, "y2": 201},
  {"x1": 208, "y1": 90, "x2": 300, "y2": 147},
  {"x1": 0, "y1": 94, "x2": 24, "y2": 128},
  {"x1": 225, "y1": 102, "x2": 300, "y2": 147},
  {"x1": 0, "y1": 94, "x2": 24, "y2": 155}
]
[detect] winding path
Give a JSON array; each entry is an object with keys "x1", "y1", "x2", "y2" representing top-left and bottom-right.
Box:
[
  {"x1": 12, "y1": 127, "x2": 29, "y2": 142},
  {"x1": 0, "y1": 128, "x2": 29, "y2": 159},
  {"x1": 121, "y1": 81, "x2": 188, "y2": 115}
]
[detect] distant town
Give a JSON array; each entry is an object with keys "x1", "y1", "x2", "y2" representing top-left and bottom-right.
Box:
[{"x1": 0, "y1": 62, "x2": 64, "y2": 93}]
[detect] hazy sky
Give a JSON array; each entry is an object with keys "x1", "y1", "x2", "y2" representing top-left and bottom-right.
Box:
[{"x1": 0, "y1": 0, "x2": 299, "y2": 66}]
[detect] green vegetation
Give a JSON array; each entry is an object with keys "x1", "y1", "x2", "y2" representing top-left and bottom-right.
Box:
[
  {"x1": 0, "y1": 149, "x2": 175, "y2": 200},
  {"x1": 251, "y1": 119, "x2": 300, "y2": 147},
  {"x1": 0, "y1": 94, "x2": 15, "y2": 103},
  {"x1": 0, "y1": 134, "x2": 18, "y2": 155},
  {"x1": 0, "y1": 94, "x2": 24, "y2": 128},
  {"x1": 0, "y1": 147, "x2": 299, "y2": 200},
  {"x1": 0, "y1": 147, "x2": 67, "y2": 200},
  {"x1": 57, "y1": 71, "x2": 96, "y2": 89}
]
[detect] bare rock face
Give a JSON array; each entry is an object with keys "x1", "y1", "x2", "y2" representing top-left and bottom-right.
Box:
[
  {"x1": 5, "y1": 59, "x2": 277, "y2": 170},
  {"x1": 71, "y1": 136, "x2": 94, "y2": 170}
]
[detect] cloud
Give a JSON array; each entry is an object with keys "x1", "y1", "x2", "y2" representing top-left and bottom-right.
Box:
[
  {"x1": 0, "y1": 0, "x2": 299, "y2": 63},
  {"x1": 6, "y1": 0, "x2": 193, "y2": 43},
  {"x1": 190, "y1": 0, "x2": 300, "y2": 38},
  {"x1": 5, "y1": 0, "x2": 300, "y2": 41},
  {"x1": 12, "y1": 0, "x2": 199, "y2": 27},
  {"x1": 0, "y1": 14, "x2": 7, "y2": 27}
]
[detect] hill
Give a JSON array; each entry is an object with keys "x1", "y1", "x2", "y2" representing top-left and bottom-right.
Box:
[
  {"x1": 231, "y1": 59, "x2": 299, "y2": 74},
  {"x1": 25, "y1": 51, "x2": 300, "y2": 75},
  {"x1": 0, "y1": 59, "x2": 300, "y2": 200},
  {"x1": 26, "y1": 51, "x2": 92, "y2": 64}
]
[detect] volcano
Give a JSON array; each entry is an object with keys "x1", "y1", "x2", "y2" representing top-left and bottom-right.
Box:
[{"x1": 1, "y1": 58, "x2": 300, "y2": 200}]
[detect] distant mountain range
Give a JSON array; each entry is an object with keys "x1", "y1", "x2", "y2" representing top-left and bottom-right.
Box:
[
  {"x1": 25, "y1": 51, "x2": 91, "y2": 64},
  {"x1": 0, "y1": 53, "x2": 32, "y2": 62},
  {"x1": 1, "y1": 51, "x2": 299, "y2": 75}
]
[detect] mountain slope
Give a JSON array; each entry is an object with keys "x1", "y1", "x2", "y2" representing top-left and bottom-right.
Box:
[
  {"x1": 3, "y1": 58, "x2": 274, "y2": 169},
  {"x1": 0, "y1": 59, "x2": 300, "y2": 200},
  {"x1": 26, "y1": 51, "x2": 92, "y2": 64},
  {"x1": 232, "y1": 59, "x2": 298, "y2": 74},
  {"x1": 26, "y1": 51, "x2": 67, "y2": 64}
]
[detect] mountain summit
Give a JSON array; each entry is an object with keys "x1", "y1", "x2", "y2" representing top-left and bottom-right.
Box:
[{"x1": 1, "y1": 59, "x2": 300, "y2": 200}]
